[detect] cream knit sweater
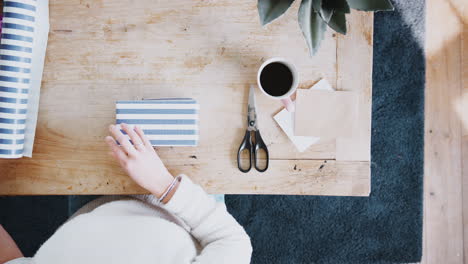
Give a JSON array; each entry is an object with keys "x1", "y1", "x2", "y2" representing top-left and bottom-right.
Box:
[{"x1": 6, "y1": 175, "x2": 252, "y2": 264}]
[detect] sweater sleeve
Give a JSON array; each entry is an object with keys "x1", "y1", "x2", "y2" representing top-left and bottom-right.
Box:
[
  {"x1": 162, "y1": 175, "x2": 252, "y2": 264},
  {"x1": 4, "y1": 257, "x2": 33, "y2": 264}
]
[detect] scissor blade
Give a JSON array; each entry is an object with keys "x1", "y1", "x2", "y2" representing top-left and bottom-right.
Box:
[
  {"x1": 248, "y1": 85, "x2": 256, "y2": 109},
  {"x1": 247, "y1": 85, "x2": 257, "y2": 130}
]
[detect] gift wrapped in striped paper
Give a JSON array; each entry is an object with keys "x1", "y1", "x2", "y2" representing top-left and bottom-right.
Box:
[
  {"x1": 116, "y1": 99, "x2": 199, "y2": 146},
  {"x1": 0, "y1": 0, "x2": 49, "y2": 159}
]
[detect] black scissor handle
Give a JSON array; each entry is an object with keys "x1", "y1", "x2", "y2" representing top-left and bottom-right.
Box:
[
  {"x1": 237, "y1": 130, "x2": 253, "y2": 173},
  {"x1": 253, "y1": 130, "x2": 269, "y2": 172}
]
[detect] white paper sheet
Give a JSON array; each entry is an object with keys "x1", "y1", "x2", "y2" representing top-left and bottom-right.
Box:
[
  {"x1": 273, "y1": 79, "x2": 333, "y2": 152},
  {"x1": 23, "y1": 0, "x2": 49, "y2": 157}
]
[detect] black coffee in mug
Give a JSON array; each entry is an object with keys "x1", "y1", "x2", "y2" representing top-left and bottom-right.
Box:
[
  {"x1": 259, "y1": 62, "x2": 293, "y2": 97},
  {"x1": 257, "y1": 58, "x2": 297, "y2": 112}
]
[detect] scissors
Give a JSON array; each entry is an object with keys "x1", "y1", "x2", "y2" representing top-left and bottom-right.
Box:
[{"x1": 237, "y1": 85, "x2": 269, "y2": 173}]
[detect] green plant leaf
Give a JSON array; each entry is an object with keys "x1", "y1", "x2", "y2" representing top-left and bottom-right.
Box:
[
  {"x1": 326, "y1": 11, "x2": 347, "y2": 34},
  {"x1": 320, "y1": 6, "x2": 334, "y2": 22},
  {"x1": 323, "y1": 0, "x2": 350, "y2": 13},
  {"x1": 299, "y1": 0, "x2": 327, "y2": 56},
  {"x1": 258, "y1": 0, "x2": 295, "y2": 26},
  {"x1": 346, "y1": 0, "x2": 394, "y2": 11},
  {"x1": 312, "y1": 0, "x2": 321, "y2": 11}
]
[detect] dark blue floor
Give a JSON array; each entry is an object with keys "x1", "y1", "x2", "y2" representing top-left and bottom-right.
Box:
[{"x1": 0, "y1": 0, "x2": 424, "y2": 262}]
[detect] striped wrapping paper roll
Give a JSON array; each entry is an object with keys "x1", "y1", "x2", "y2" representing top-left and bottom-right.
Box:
[
  {"x1": 0, "y1": 0, "x2": 37, "y2": 158},
  {"x1": 116, "y1": 99, "x2": 199, "y2": 146}
]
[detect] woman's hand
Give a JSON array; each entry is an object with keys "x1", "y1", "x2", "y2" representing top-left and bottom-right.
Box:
[{"x1": 105, "y1": 123, "x2": 174, "y2": 197}]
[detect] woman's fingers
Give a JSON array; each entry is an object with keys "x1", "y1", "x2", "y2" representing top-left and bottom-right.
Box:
[
  {"x1": 135, "y1": 125, "x2": 152, "y2": 148},
  {"x1": 109, "y1": 124, "x2": 137, "y2": 156},
  {"x1": 105, "y1": 136, "x2": 128, "y2": 161},
  {"x1": 121, "y1": 123, "x2": 144, "y2": 151}
]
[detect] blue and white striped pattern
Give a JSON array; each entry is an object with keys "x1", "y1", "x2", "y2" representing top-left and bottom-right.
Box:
[
  {"x1": 116, "y1": 99, "x2": 199, "y2": 146},
  {"x1": 0, "y1": 0, "x2": 36, "y2": 158}
]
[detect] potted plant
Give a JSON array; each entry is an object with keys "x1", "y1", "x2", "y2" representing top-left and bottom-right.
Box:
[{"x1": 258, "y1": 0, "x2": 394, "y2": 55}]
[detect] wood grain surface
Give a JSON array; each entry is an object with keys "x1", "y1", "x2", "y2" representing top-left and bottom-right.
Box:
[
  {"x1": 423, "y1": 0, "x2": 467, "y2": 263},
  {"x1": 462, "y1": 12, "x2": 468, "y2": 264},
  {"x1": 0, "y1": 0, "x2": 373, "y2": 195}
]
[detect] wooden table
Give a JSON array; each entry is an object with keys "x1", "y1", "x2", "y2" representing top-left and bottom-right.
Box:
[{"x1": 0, "y1": 0, "x2": 373, "y2": 196}]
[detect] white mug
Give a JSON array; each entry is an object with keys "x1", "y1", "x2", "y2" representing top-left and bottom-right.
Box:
[{"x1": 257, "y1": 57, "x2": 298, "y2": 112}]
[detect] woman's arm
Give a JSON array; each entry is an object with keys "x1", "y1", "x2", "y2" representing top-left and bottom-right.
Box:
[
  {"x1": 105, "y1": 124, "x2": 252, "y2": 264},
  {"x1": 163, "y1": 175, "x2": 252, "y2": 264},
  {"x1": 0, "y1": 225, "x2": 23, "y2": 264}
]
